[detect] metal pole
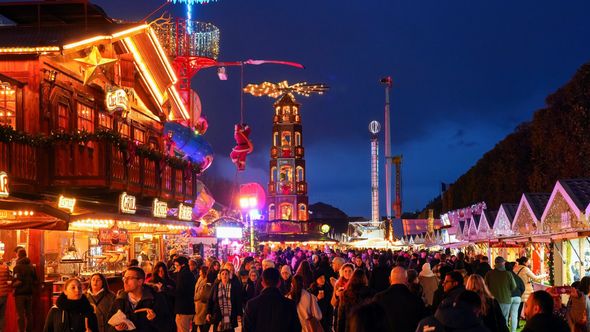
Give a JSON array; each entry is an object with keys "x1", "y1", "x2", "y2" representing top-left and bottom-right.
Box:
[{"x1": 381, "y1": 77, "x2": 392, "y2": 219}]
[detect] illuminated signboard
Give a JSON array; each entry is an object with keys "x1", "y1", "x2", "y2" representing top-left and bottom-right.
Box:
[
  {"x1": 0, "y1": 172, "x2": 8, "y2": 197},
  {"x1": 119, "y1": 192, "x2": 137, "y2": 214},
  {"x1": 216, "y1": 227, "x2": 243, "y2": 239},
  {"x1": 58, "y1": 195, "x2": 76, "y2": 213},
  {"x1": 178, "y1": 203, "x2": 193, "y2": 221},
  {"x1": 106, "y1": 88, "x2": 129, "y2": 113},
  {"x1": 152, "y1": 198, "x2": 168, "y2": 218}
]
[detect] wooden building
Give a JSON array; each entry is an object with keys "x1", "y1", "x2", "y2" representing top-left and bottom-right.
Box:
[{"x1": 0, "y1": 2, "x2": 206, "y2": 330}]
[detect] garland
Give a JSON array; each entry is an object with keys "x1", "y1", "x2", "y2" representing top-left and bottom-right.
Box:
[
  {"x1": 548, "y1": 241, "x2": 554, "y2": 285},
  {"x1": 0, "y1": 125, "x2": 201, "y2": 173}
]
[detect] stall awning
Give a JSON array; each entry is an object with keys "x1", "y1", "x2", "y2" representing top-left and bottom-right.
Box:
[{"x1": 0, "y1": 197, "x2": 70, "y2": 230}]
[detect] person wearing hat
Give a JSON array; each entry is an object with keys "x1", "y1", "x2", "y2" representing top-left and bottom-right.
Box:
[
  {"x1": 419, "y1": 262, "x2": 439, "y2": 308},
  {"x1": 485, "y1": 256, "x2": 517, "y2": 322},
  {"x1": 308, "y1": 267, "x2": 333, "y2": 332}
]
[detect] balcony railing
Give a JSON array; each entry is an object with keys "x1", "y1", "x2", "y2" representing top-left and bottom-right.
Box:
[{"x1": 49, "y1": 141, "x2": 199, "y2": 201}]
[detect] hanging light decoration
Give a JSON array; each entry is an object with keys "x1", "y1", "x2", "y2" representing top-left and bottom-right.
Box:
[
  {"x1": 167, "y1": 0, "x2": 216, "y2": 3},
  {"x1": 243, "y1": 81, "x2": 329, "y2": 99}
]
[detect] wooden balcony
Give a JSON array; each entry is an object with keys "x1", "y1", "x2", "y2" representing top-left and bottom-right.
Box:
[
  {"x1": 48, "y1": 140, "x2": 198, "y2": 202},
  {"x1": 0, "y1": 141, "x2": 37, "y2": 190}
]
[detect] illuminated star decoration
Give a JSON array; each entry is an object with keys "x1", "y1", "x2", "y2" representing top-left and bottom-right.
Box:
[
  {"x1": 243, "y1": 81, "x2": 328, "y2": 98},
  {"x1": 74, "y1": 46, "x2": 117, "y2": 85}
]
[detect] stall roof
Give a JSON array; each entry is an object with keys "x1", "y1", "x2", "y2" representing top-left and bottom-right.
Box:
[
  {"x1": 523, "y1": 193, "x2": 551, "y2": 220},
  {"x1": 559, "y1": 179, "x2": 590, "y2": 212},
  {"x1": 258, "y1": 233, "x2": 337, "y2": 243},
  {"x1": 0, "y1": 196, "x2": 70, "y2": 230}
]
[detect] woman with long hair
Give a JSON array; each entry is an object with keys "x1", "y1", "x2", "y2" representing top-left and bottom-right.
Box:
[
  {"x1": 193, "y1": 266, "x2": 212, "y2": 332},
  {"x1": 296, "y1": 260, "x2": 314, "y2": 289},
  {"x1": 287, "y1": 274, "x2": 322, "y2": 332},
  {"x1": 336, "y1": 269, "x2": 375, "y2": 332},
  {"x1": 207, "y1": 260, "x2": 221, "y2": 284},
  {"x1": 85, "y1": 273, "x2": 115, "y2": 332},
  {"x1": 44, "y1": 278, "x2": 99, "y2": 332},
  {"x1": 244, "y1": 268, "x2": 260, "y2": 304},
  {"x1": 147, "y1": 261, "x2": 176, "y2": 308},
  {"x1": 207, "y1": 268, "x2": 242, "y2": 332},
  {"x1": 465, "y1": 274, "x2": 509, "y2": 332}
]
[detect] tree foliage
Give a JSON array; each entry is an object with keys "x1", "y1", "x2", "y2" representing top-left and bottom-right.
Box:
[{"x1": 423, "y1": 62, "x2": 590, "y2": 215}]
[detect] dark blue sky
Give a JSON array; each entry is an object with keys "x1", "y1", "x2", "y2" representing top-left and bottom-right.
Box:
[{"x1": 96, "y1": 0, "x2": 590, "y2": 218}]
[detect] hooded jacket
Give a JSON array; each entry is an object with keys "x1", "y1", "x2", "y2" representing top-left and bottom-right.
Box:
[
  {"x1": 522, "y1": 313, "x2": 569, "y2": 332},
  {"x1": 13, "y1": 257, "x2": 37, "y2": 296},
  {"x1": 43, "y1": 293, "x2": 99, "y2": 332}
]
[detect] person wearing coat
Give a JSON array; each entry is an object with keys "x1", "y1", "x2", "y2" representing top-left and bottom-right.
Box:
[
  {"x1": 86, "y1": 273, "x2": 116, "y2": 332},
  {"x1": 173, "y1": 256, "x2": 196, "y2": 332},
  {"x1": 515, "y1": 257, "x2": 546, "y2": 305},
  {"x1": 288, "y1": 275, "x2": 322, "y2": 332},
  {"x1": 206, "y1": 268, "x2": 243, "y2": 332},
  {"x1": 109, "y1": 267, "x2": 173, "y2": 332},
  {"x1": 44, "y1": 278, "x2": 99, "y2": 332},
  {"x1": 373, "y1": 267, "x2": 425, "y2": 332},
  {"x1": 419, "y1": 263, "x2": 439, "y2": 308},
  {"x1": 193, "y1": 266, "x2": 212, "y2": 332},
  {"x1": 337, "y1": 269, "x2": 375, "y2": 332},
  {"x1": 242, "y1": 267, "x2": 301, "y2": 332},
  {"x1": 308, "y1": 269, "x2": 334, "y2": 332}
]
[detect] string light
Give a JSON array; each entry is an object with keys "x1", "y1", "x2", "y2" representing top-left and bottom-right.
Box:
[
  {"x1": 243, "y1": 81, "x2": 329, "y2": 98},
  {"x1": 167, "y1": 0, "x2": 216, "y2": 4},
  {"x1": 0, "y1": 46, "x2": 59, "y2": 54}
]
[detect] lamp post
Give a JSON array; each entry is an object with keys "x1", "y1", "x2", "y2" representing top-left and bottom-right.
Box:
[{"x1": 239, "y1": 196, "x2": 258, "y2": 253}]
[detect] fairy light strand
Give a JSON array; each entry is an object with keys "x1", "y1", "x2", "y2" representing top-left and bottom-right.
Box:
[{"x1": 243, "y1": 81, "x2": 329, "y2": 98}]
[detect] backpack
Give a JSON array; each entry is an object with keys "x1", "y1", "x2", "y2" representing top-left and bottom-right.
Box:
[{"x1": 512, "y1": 271, "x2": 525, "y2": 297}]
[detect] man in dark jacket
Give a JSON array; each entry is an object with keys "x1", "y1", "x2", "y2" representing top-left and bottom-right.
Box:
[
  {"x1": 417, "y1": 290, "x2": 490, "y2": 332},
  {"x1": 373, "y1": 266, "x2": 425, "y2": 332},
  {"x1": 522, "y1": 290, "x2": 569, "y2": 332},
  {"x1": 173, "y1": 256, "x2": 196, "y2": 332},
  {"x1": 243, "y1": 267, "x2": 301, "y2": 332},
  {"x1": 475, "y1": 256, "x2": 492, "y2": 277},
  {"x1": 13, "y1": 249, "x2": 36, "y2": 332},
  {"x1": 109, "y1": 267, "x2": 172, "y2": 332},
  {"x1": 432, "y1": 271, "x2": 465, "y2": 311},
  {"x1": 369, "y1": 255, "x2": 391, "y2": 293}
]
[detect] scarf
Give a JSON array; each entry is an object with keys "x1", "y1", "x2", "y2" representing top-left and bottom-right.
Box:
[
  {"x1": 217, "y1": 282, "x2": 232, "y2": 331},
  {"x1": 56, "y1": 293, "x2": 94, "y2": 315}
]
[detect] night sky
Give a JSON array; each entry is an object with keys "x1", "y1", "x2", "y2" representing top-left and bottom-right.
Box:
[{"x1": 94, "y1": 0, "x2": 590, "y2": 218}]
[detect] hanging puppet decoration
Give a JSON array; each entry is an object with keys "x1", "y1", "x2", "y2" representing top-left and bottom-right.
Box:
[{"x1": 230, "y1": 123, "x2": 253, "y2": 171}]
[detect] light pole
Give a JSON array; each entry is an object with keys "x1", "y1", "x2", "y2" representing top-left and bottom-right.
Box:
[{"x1": 239, "y1": 196, "x2": 258, "y2": 253}]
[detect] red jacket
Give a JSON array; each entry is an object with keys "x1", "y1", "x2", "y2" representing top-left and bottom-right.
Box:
[{"x1": 0, "y1": 263, "x2": 10, "y2": 297}]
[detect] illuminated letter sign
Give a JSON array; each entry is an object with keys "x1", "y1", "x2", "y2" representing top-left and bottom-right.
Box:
[
  {"x1": 152, "y1": 198, "x2": 168, "y2": 218},
  {"x1": 0, "y1": 172, "x2": 8, "y2": 198},
  {"x1": 58, "y1": 195, "x2": 76, "y2": 213},
  {"x1": 119, "y1": 192, "x2": 137, "y2": 214},
  {"x1": 178, "y1": 203, "x2": 193, "y2": 221},
  {"x1": 106, "y1": 89, "x2": 129, "y2": 113}
]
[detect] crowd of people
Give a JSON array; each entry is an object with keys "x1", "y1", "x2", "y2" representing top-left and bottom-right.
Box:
[{"x1": 0, "y1": 245, "x2": 585, "y2": 332}]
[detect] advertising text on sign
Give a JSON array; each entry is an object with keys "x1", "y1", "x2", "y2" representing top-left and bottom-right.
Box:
[
  {"x1": 119, "y1": 192, "x2": 137, "y2": 214},
  {"x1": 153, "y1": 198, "x2": 168, "y2": 218}
]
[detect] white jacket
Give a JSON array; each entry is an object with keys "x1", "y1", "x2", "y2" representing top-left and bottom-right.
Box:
[{"x1": 288, "y1": 289, "x2": 323, "y2": 332}]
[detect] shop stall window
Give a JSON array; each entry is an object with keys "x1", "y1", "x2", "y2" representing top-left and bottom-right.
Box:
[
  {"x1": 295, "y1": 132, "x2": 301, "y2": 146},
  {"x1": 133, "y1": 128, "x2": 145, "y2": 144},
  {"x1": 268, "y1": 204, "x2": 275, "y2": 220},
  {"x1": 273, "y1": 132, "x2": 279, "y2": 147},
  {"x1": 0, "y1": 82, "x2": 16, "y2": 128},
  {"x1": 118, "y1": 122, "x2": 130, "y2": 138},
  {"x1": 57, "y1": 103, "x2": 70, "y2": 131},
  {"x1": 271, "y1": 166, "x2": 277, "y2": 182},
  {"x1": 77, "y1": 103, "x2": 95, "y2": 133},
  {"x1": 98, "y1": 112, "x2": 113, "y2": 129}
]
